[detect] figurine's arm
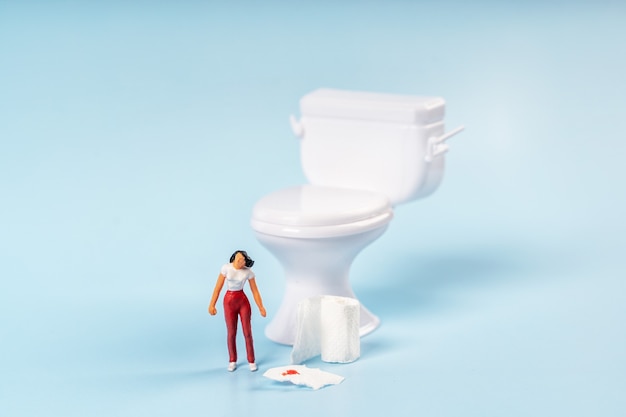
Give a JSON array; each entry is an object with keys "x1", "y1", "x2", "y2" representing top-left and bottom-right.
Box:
[
  {"x1": 248, "y1": 278, "x2": 266, "y2": 317},
  {"x1": 208, "y1": 274, "x2": 226, "y2": 315}
]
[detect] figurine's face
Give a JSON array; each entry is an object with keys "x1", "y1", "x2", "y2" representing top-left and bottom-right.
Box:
[{"x1": 232, "y1": 252, "x2": 246, "y2": 270}]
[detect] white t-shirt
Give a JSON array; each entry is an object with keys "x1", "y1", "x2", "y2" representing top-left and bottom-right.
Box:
[{"x1": 220, "y1": 263, "x2": 255, "y2": 291}]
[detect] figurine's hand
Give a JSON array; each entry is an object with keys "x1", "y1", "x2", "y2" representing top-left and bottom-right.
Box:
[
  {"x1": 259, "y1": 306, "x2": 266, "y2": 317},
  {"x1": 208, "y1": 306, "x2": 217, "y2": 315}
]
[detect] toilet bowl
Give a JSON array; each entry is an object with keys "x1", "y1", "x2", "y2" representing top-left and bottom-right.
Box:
[
  {"x1": 251, "y1": 185, "x2": 393, "y2": 345},
  {"x1": 251, "y1": 88, "x2": 463, "y2": 345}
]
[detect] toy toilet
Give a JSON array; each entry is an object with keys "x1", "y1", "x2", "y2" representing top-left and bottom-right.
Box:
[{"x1": 251, "y1": 89, "x2": 463, "y2": 345}]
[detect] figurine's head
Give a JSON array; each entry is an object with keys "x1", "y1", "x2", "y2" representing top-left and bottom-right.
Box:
[{"x1": 230, "y1": 250, "x2": 254, "y2": 269}]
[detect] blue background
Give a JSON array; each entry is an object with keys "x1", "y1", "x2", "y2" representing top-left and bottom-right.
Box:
[{"x1": 1, "y1": 1, "x2": 625, "y2": 416}]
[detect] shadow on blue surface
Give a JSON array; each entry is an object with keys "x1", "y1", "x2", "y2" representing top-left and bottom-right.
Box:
[{"x1": 358, "y1": 244, "x2": 543, "y2": 319}]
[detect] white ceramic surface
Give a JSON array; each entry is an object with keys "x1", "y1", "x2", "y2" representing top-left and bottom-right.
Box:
[{"x1": 253, "y1": 89, "x2": 462, "y2": 344}]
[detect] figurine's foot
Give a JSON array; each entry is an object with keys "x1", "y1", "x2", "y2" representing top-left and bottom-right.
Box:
[
  {"x1": 228, "y1": 362, "x2": 237, "y2": 372},
  {"x1": 249, "y1": 363, "x2": 258, "y2": 372}
]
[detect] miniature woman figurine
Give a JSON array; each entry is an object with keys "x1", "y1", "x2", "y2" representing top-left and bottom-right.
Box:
[{"x1": 209, "y1": 250, "x2": 266, "y2": 372}]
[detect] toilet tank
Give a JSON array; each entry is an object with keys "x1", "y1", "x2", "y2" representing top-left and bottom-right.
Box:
[{"x1": 291, "y1": 89, "x2": 450, "y2": 206}]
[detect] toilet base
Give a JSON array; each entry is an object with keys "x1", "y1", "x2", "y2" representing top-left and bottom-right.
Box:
[{"x1": 254, "y1": 226, "x2": 387, "y2": 346}]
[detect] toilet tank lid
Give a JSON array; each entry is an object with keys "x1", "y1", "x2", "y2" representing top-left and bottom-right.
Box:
[{"x1": 299, "y1": 88, "x2": 445, "y2": 125}]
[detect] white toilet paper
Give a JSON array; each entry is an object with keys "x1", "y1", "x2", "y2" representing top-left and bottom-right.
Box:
[
  {"x1": 320, "y1": 296, "x2": 360, "y2": 363},
  {"x1": 291, "y1": 296, "x2": 322, "y2": 364},
  {"x1": 291, "y1": 295, "x2": 360, "y2": 364}
]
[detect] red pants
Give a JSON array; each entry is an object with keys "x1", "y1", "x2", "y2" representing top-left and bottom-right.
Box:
[{"x1": 223, "y1": 290, "x2": 255, "y2": 363}]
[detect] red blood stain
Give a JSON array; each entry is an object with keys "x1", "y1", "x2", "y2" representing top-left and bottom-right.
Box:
[{"x1": 282, "y1": 369, "x2": 300, "y2": 376}]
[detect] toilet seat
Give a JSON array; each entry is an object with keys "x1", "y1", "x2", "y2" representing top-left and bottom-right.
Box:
[{"x1": 251, "y1": 185, "x2": 393, "y2": 239}]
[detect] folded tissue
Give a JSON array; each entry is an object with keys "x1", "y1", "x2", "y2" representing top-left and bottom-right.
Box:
[{"x1": 263, "y1": 365, "x2": 344, "y2": 390}]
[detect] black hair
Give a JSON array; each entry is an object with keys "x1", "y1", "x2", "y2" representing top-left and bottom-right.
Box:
[{"x1": 229, "y1": 250, "x2": 254, "y2": 268}]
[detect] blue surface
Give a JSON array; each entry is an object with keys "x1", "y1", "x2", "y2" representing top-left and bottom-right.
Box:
[{"x1": 1, "y1": 1, "x2": 625, "y2": 416}]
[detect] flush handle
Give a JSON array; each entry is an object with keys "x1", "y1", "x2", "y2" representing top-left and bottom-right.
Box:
[
  {"x1": 290, "y1": 115, "x2": 305, "y2": 138},
  {"x1": 425, "y1": 125, "x2": 465, "y2": 162}
]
